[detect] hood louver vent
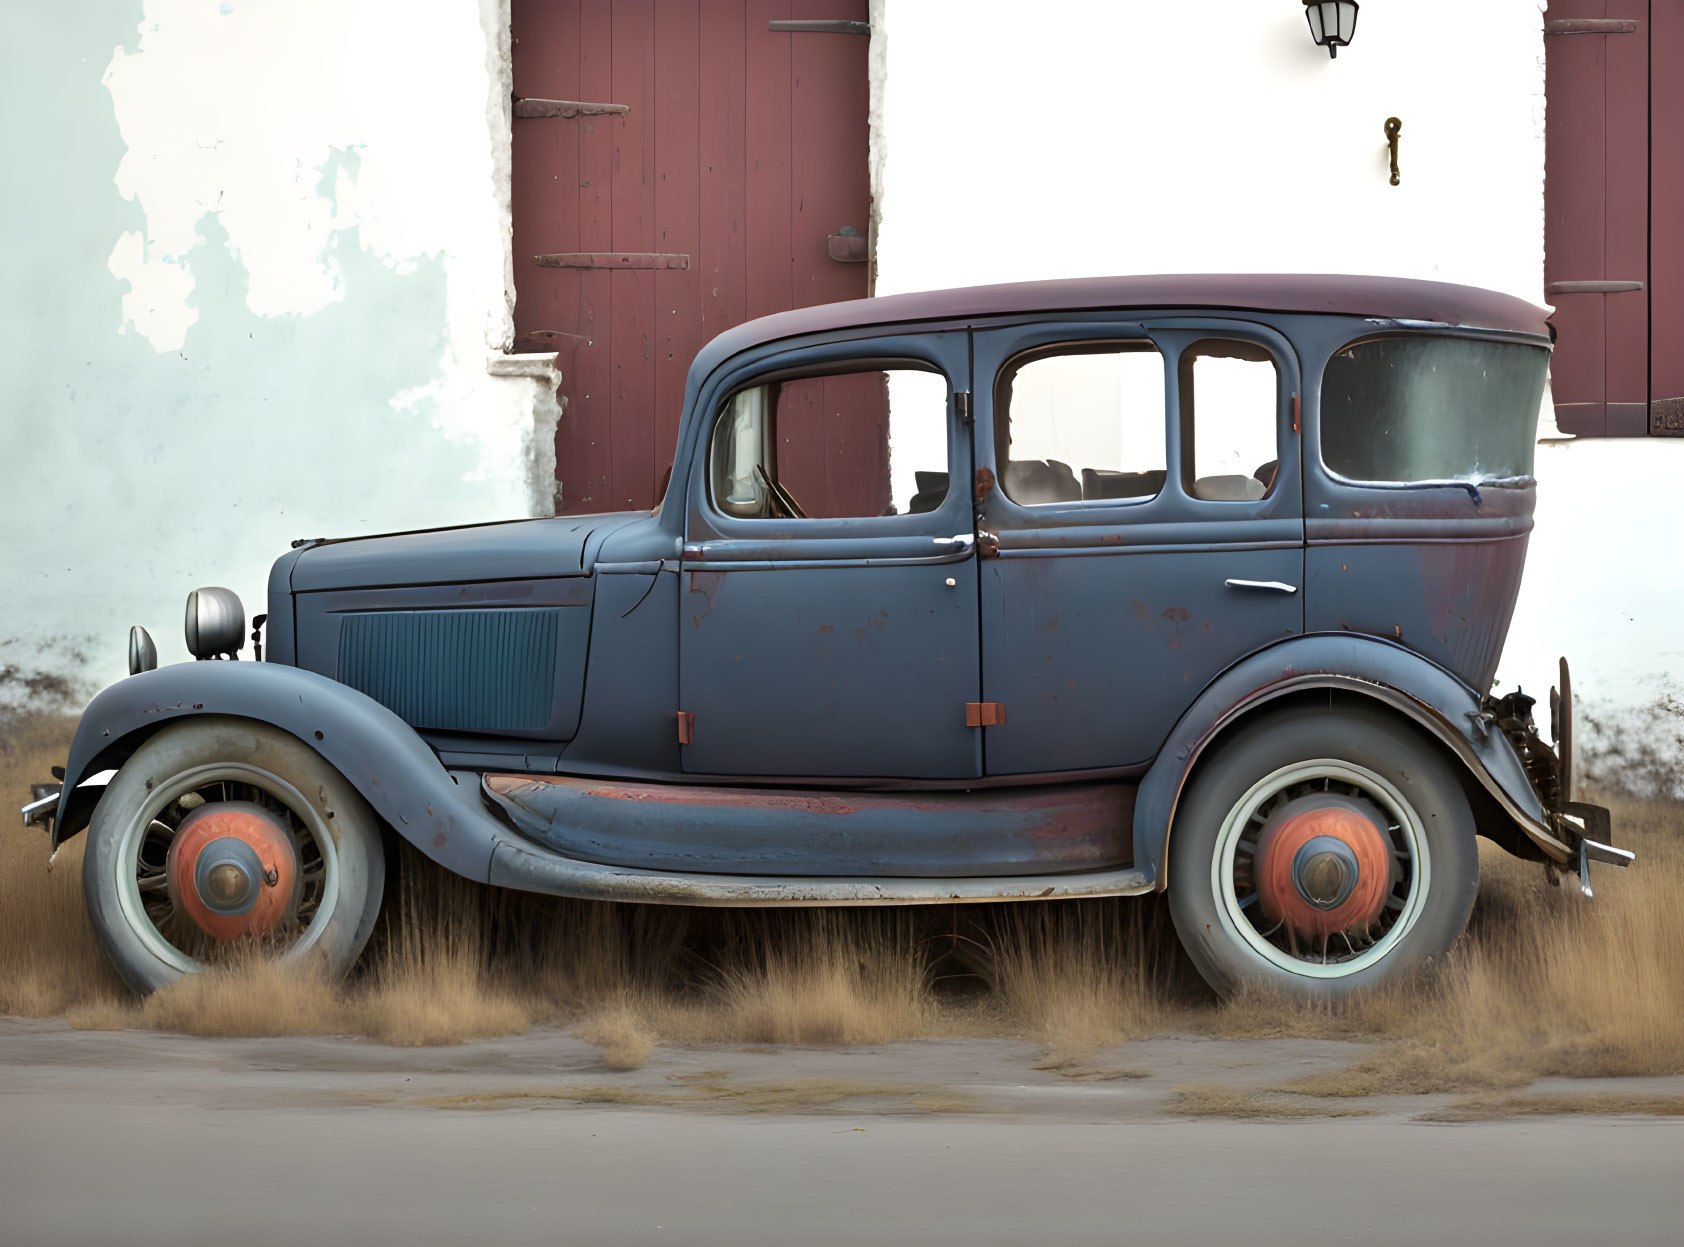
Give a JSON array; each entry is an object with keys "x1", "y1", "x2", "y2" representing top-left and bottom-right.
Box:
[{"x1": 338, "y1": 609, "x2": 559, "y2": 733}]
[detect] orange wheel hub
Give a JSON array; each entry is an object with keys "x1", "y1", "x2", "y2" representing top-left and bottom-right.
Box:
[
  {"x1": 165, "y1": 801, "x2": 300, "y2": 941},
  {"x1": 1253, "y1": 795, "x2": 1396, "y2": 939}
]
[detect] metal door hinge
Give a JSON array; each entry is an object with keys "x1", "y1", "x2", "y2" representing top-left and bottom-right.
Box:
[
  {"x1": 955, "y1": 391, "x2": 972, "y2": 424},
  {"x1": 1544, "y1": 18, "x2": 1638, "y2": 35},
  {"x1": 965, "y1": 702, "x2": 1007, "y2": 727},
  {"x1": 512, "y1": 97, "x2": 630, "y2": 119},
  {"x1": 677, "y1": 711, "x2": 695, "y2": 745},
  {"x1": 536, "y1": 253, "x2": 691, "y2": 270},
  {"x1": 768, "y1": 19, "x2": 871, "y2": 35}
]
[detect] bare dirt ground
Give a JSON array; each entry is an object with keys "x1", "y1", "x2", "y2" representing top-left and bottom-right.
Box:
[
  {"x1": 4, "y1": 710, "x2": 1683, "y2": 1243},
  {"x1": 3, "y1": 1018, "x2": 1681, "y2": 1246}
]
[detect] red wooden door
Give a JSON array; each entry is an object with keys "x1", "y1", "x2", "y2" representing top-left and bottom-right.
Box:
[
  {"x1": 1544, "y1": 3, "x2": 1649, "y2": 437},
  {"x1": 511, "y1": 0, "x2": 874, "y2": 513}
]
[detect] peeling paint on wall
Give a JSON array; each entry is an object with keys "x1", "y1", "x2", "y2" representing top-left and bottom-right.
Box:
[{"x1": 2, "y1": 1, "x2": 544, "y2": 701}]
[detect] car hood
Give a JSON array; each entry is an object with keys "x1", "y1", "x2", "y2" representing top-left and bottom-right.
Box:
[{"x1": 289, "y1": 511, "x2": 652, "y2": 592}]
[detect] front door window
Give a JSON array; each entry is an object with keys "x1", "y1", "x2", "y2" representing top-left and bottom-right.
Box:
[{"x1": 708, "y1": 366, "x2": 951, "y2": 521}]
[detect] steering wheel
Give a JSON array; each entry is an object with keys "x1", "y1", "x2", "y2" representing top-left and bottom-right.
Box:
[{"x1": 753, "y1": 464, "x2": 808, "y2": 519}]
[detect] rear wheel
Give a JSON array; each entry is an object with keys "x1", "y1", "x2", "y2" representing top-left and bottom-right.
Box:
[
  {"x1": 83, "y1": 718, "x2": 385, "y2": 996},
  {"x1": 1167, "y1": 704, "x2": 1478, "y2": 998}
]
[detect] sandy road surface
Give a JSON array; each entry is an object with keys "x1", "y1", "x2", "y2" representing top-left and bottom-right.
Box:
[{"x1": 2, "y1": 1019, "x2": 1680, "y2": 1246}]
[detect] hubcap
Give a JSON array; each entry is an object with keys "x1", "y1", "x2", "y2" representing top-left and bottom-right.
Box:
[
  {"x1": 1253, "y1": 794, "x2": 1396, "y2": 939},
  {"x1": 1293, "y1": 835, "x2": 1360, "y2": 910},
  {"x1": 165, "y1": 801, "x2": 300, "y2": 941}
]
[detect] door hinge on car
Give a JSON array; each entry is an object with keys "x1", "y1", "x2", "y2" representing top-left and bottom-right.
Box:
[
  {"x1": 955, "y1": 391, "x2": 972, "y2": 424},
  {"x1": 677, "y1": 711, "x2": 695, "y2": 745},
  {"x1": 965, "y1": 702, "x2": 1007, "y2": 727}
]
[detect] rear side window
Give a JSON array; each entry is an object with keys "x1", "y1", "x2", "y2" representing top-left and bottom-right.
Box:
[
  {"x1": 997, "y1": 343, "x2": 1167, "y2": 505},
  {"x1": 1179, "y1": 340, "x2": 1281, "y2": 501},
  {"x1": 1321, "y1": 337, "x2": 1550, "y2": 483}
]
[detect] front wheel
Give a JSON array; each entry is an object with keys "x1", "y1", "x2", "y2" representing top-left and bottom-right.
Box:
[
  {"x1": 83, "y1": 718, "x2": 385, "y2": 996},
  {"x1": 1167, "y1": 704, "x2": 1478, "y2": 998}
]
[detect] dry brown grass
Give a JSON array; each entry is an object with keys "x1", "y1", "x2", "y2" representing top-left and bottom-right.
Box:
[
  {"x1": 578, "y1": 997, "x2": 658, "y2": 1070},
  {"x1": 967, "y1": 900, "x2": 1182, "y2": 1064},
  {"x1": 1419, "y1": 1091, "x2": 1684, "y2": 1123},
  {"x1": 419, "y1": 1074, "x2": 972, "y2": 1115},
  {"x1": 0, "y1": 712, "x2": 128, "y2": 1018},
  {"x1": 6, "y1": 701, "x2": 1683, "y2": 1091},
  {"x1": 650, "y1": 911, "x2": 939, "y2": 1046},
  {"x1": 139, "y1": 958, "x2": 344, "y2": 1037},
  {"x1": 1168, "y1": 1083, "x2": 1372, "y2": 1120}
]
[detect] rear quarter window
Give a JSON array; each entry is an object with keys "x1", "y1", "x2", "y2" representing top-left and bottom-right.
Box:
[{"x1": 1320, "y1": 337, "x2": 1550, "y2": 484}]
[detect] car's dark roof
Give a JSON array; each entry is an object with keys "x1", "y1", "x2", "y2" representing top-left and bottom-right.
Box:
[{"x1": 693, "y1": 274, "x2": 1550, "y2": 378}]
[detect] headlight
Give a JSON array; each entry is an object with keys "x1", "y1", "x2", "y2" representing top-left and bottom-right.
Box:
[
  {"x1": 185, "y1": 587, "x2": 245, "y2": 659},
  {"x1": 128, "y1": 625, "x2": 158, "y2": 675}
]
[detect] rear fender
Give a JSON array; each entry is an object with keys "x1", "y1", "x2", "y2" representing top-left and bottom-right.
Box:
[
  {"x1": 49, "y1": 663, "x2": 503, "y2": 883},
  {"x1": 1135, "y1": 632, "x2": 1570, "y2": 889}
]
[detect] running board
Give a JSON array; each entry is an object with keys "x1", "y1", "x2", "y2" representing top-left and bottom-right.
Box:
[{"x1": 487, "y1": 835, "x2": 1155, "y2": 908}]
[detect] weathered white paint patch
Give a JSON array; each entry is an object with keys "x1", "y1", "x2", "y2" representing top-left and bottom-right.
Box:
[
  {"x1": 102, "y1": 0, "x2": 536, "y2": 497},
  {"x1": 2, "y1": 1, "x2": 547, "y2": 701}
]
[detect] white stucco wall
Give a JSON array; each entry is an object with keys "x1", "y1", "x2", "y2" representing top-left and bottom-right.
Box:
[
  {"x1": 875, "y1": 0, "x2": 1683, "y2": 763},
  {"x1": 2, "y1": 0, "x2": 551, "y2": 700}
]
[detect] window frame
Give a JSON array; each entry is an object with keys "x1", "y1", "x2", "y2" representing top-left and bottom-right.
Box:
[
  {"x1": 702, "y1": 358, "x2": 952, "y2": 524},
  {"x1": 1313, "y1": 327, "x2": 1551, "y2": 494},
  {"x1": 682, "y1": 329, "x2": 973, "y2": 550},
  {"x1": 1176, "y1": 336, "x2": 1286, "y2": 505},
  {"x1": 991, "y1": 338, "x2": 1169, "y2": 511}
]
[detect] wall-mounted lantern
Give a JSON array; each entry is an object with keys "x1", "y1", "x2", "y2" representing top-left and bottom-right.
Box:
[{"x1": 1303, "y1": 1, "x2": 1359, "y2": 58}]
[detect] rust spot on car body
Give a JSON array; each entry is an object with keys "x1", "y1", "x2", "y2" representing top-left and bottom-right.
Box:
[{"x1": 687, "y1": 570, "x2": 725, "y2": 625}]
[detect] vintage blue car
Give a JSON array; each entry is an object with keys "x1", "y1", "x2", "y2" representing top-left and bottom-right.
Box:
[{"x1": 22, "y1": 275, "x2": 1631, "y2": 999}]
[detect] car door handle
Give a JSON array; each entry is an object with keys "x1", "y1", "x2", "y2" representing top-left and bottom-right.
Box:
[
  {"x1": 933, "y1": 533, "x2": 974, "y2": 552},
  {"x1": 1225, "y1": 578, "x2": 1298, "y2": 594}
]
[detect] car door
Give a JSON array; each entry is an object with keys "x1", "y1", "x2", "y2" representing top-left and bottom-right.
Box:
[
  {"x1": 678, "y1": 330, "x2": 980, "y2": 779},
  {"x1": 973, "y1": 317, "x2": 1305, "y2": 776}
]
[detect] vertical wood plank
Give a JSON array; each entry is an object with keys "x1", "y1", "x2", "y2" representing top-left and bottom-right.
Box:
[
  {"x1": 563, "y1": 0, "x2": 617, "y2": 511},
  {"x1": 1545, "y1": 0, "x2": 1612, "y2": 436},
  {"x1": 745, "y1": 0, "x2": 794, "y2": 321},
  {"x1": 1601, "y1": 2, "x2": 1649, "y2": 436},
  {"x1": 790, "y1": 0, "x2": 871, "y2": 309},
  {"x1": 510, "y1": 0, "x2": 580, "y2": 360},
  {"x1": 609, "y1": 0, "x2": 657, "y2": 510},
  {"x1": 1652, "y1": 0, "x2": 1684, "y2": 429},
  {"x1": 698, "y1": 0, "x2": 748, "y2": 347},
  {"x1": 654, "y1": 0, "x2": 702, "y2": 501}
]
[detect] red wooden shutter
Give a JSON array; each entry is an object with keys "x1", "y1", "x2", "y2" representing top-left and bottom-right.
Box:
[
  {"x1": 1651, "y1": 4, "x2": 1684, "y2": 434},
  {"x1": 1544, "y1": 2, "x2": 1649, "y2": 437}
]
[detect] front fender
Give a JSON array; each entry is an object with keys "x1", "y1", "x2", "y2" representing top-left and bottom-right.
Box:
[
  {"x1": 1134, "y1": 632, "x2": 1570, "y2": 888},
  {"x1": 50, "y1": 663, "x2": 504, "y2": 884}
]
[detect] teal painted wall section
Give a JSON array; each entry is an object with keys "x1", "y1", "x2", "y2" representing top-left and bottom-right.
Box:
[{"x1": 1, "y1": 3, "x2": 526, "y2": 703}]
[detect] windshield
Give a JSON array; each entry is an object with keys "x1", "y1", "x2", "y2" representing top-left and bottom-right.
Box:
[{"x1": 1320, "y1": 336, "x2": 1550, "y2": 484}]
